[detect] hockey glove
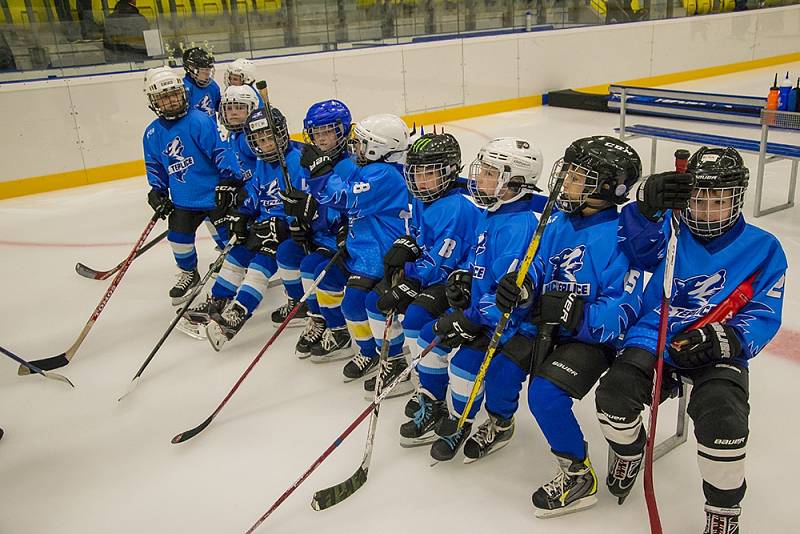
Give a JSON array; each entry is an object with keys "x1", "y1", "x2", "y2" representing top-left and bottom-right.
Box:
[
  {"x1": 280, "y1": 189, "x2": 318, "y2": 223},
  {"x1": 446, "y1": 269, "x2": 473, "y2": 310},
  {"x1": 495, "y1": 271, "x2": 534, "y2": 314},
  {"x1": 383, "y1": 236, "x2": 421, "y2": 281},
  {"x1": 228, "y1": 212, "x2": 250, "y2": 242},
  {"x1": 667, "y1": 323, "x2": 742, "y2": 368},
  {"x1": 147, "y1": 189, "x2": 173, "y2": 219},
  {"x1": 376, "y1": 277, "x2": 421, "y2": 314},
  {"x1": 245, "y1": 217, "x2": 288, "y2": 257},
  {"x1": 215, "y1": 179, "x2": 241, "y2": 211},
  {"x1": 289, "y1": 219, "x2": 313, "y2": 249},
  {"x1": 637, "y1": 172, "x2": 695, "y2": 222},
  {"x1": 433, "y1": 310, "x2": 484, "y2": 349},
  {"x1": 300, "y1": 144, "x2": 334, "y2": 178},
  {"x1": 538, "y1": 291, "x2": 585, "y2": 334}
]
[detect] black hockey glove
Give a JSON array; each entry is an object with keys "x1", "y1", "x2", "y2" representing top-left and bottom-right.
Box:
[
  {"x1": 495, "y1": 271, "x2": 534, "y2": 314},
  {"x1": 667, "y1": 323, "x2": 742, "y2": 368},
  {"x1": 376, "y1": 277, "x2": 421, "y2": 314},
  {"x1": 538, "y1": 291, "x2": 585, "y2": 334},
  {"x1": 227, "y1": 212, "x2": 250, "y2": 242},
  {"x1": 383, "y1": 236, "x2": 421, "y2": 281},
  {"x1": 289, "y1": 219, "x2": 313, "y2": 249},
  {"x1": 446, "y1": 269, "x2": 473, "y2": 309},
  {"x1": 147, "y1": 189, "x2": 173, "y2": 219},
  {"x1": 300, "y1": 143, "x2": 334, "y2": 178},
  {"x1": 637, "y1": 172, "x2": 695, "y2": 222},
  {"x1": 245, "y1": 217, "x2": 288, "y2": 257},
  {"x1": 215, "y1": 179, "x2": 241, "y2": 211},
  {"x1": 280, "y1": 189, "x2": 318, "y2": 223},
  {"x1": 433, "y1": 310, "x2": 484, "y2": 349}
]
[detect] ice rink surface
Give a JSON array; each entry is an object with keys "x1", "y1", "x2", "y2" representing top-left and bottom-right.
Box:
[{"x1": 1, "y1": 63, "x2": 798, "y2": 533}]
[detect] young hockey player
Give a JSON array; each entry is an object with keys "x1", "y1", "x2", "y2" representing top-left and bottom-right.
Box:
[
  {"x1": 281, "y1": 114, "x2": 410, "y2": 373},
  {"x1": 491, "y1": 136, "x2": 644, "y2": 517},
  {"x1": 363, "y1": 132, "x2": 481, "y2": 400},
  {"x1": 223, "y1": 57, "x2": 257, "y2": 89},
  {"x1": 182, "y1": 47, "x2": 221, "y2": 118},
  {"x1": 203, "y1": 107, "x2": 298, "y2": 350},
  {"x1": 399, "y1": 138, "x2": 543, "y2": 460},
  {"x1": 594, "y1": 147, "x2": 787, "y2": 532},
  {"x1": 142, "y1": 66, "x2": 239, "y2": 305},
  {"x1": 272, "y1": 100, "x2": 356, "y2": 352}
]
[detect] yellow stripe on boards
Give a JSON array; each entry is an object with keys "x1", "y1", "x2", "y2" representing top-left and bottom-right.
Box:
[{"x1": 3, "y1": 50, "x2": 800, "y2": 200}]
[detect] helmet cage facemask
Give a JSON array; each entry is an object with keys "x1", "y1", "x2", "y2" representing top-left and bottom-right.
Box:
[
  {"x1": 404, "y1": 162, "x2": 457, "y2": 202},
  {"x1": 681, "y1": 182, "x2": 745, "y2": 238},
  {"x1": 220, "y1": 101, "x2": 253, "y2": 132},
  {"x1": 304, "y1": 122, "x2": 348, "y2": 159},
  {"x1": 549, "y1": 158, "x2": 601, "y2": 213},
  {"x1": 468, "y1": 158, "x2": 525, "y2": 210},
  {"x1": 148, "y1": 86, "x2": 188, "y2": 121},
  {"x1": 246, "y1": 120, "x2": 288, "y2": 162}
]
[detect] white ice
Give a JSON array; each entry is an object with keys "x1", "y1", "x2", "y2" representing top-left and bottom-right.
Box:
[{"x1": 1, "y1": 63, "x2": 798, "y2": 534}]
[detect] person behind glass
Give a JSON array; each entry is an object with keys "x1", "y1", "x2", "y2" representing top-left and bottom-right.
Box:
[{"x1": 103, "y1": 0, "x2": 149, "y2": 63}]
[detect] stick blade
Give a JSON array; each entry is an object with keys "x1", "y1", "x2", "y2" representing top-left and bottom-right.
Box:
[
  {"x1": 117, "y1": 377, "x2": 140, "y2": 402},
  {"x1": 75, "y1": 262, "x2": 106, "y2": 280},
  {"x1": 43, "y1": 371, "x2": 75, "y2": 388},
  {"x1": 19, "y1": 353, "x2": 69, "y2": 374},
  {"x1": 311, "y1": 466, "x2": 368, "y2": 511},
  {"x1": 171, "y1": 416, "x2": 213, "y2": 444}
]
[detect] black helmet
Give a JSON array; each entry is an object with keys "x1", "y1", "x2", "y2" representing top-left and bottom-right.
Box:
[
  {"x1": 182, "y1": 47, "x2": 215, "y2": 87},
  {"x1": 244, "y1": 107, "x2": 289, "y2": 162},
  {"x1": 681, "y1": 146, "x2": 748, "y2": 238},
  {"x1": 404, "y1": 133, "x2": 462, "y2": 202},
  {"x1": 550, "y1": 136, "x2": 642, "y2": 212}
]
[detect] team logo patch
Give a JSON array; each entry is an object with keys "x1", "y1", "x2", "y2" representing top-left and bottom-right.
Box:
[
  {"x1": 545, "y1": 245, "x2": 590, "y2": 296},
  {"x1": 197, "y1": 94, "x2": 215, "y2": 116},
  {"x1": 164, "y1": 136, "x2": 195, "y2": 183},
  {"x1": 668, "y1": 270, "x2": 726, "y2": 322}
]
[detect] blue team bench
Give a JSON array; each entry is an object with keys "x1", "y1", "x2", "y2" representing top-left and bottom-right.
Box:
[{"x1": 608, "y1": 84, "x2": 799, "y2": 218}]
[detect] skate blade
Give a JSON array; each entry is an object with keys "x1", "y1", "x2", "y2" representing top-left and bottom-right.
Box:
[
  {"x1": 399, "y1": 434, "x2": 438, "y2": 448},
  {"x1": 309, "y1": 347, "x2": 354, "y2": 364},
  {"x1": 463, "y1": 435, "x2": 513, "y2": 464},
  {"x1": 205, "y1": 324, "x2": 227, "y2": 352},
  {"x1": 296, "y1": 350, "x2": 313, "y2": 360},
  {"x1": 176, "y1": 319, "x2": 207, "y2": 340},
  {"x1": 273, "y1": 317, "x2": 306, "y2": 329},
  {"x1": 171, "y1": 293, "x2": 195, "y2": 307},
  {"x1": 363, "y1": 380, "x2": 413, "y2": 401},
  {"x1": 342, "y1": 365, "x2": 379, "y2": 383},
  {"x1": 533, "y1": 495, "x2": 598, "y2": 519}
]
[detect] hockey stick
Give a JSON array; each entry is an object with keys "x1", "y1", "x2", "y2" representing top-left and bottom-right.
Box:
[
  {"x1": 75, "y1": 230, "x2": 168, "y2": 280},
  {"x1": 244, "y1": 338, "x2": 440, "y2": 533},
  {"x1": 118, "y1": 235, "x2": 239, "y2": 401},
  {"x1": 456, "y1": 170, "x2": 566, "y2": 429},
  {"x1": 0, "y1": 346, "x2": 74, "y2": 387},
  {"x1": 18, "y1": 213, "x2": 160, "y2": 374},
  {"x1": 310, "y1": 310, "x2": 396, "y2": 511},
  {"x1": 171, "y1": 248, "x2": 344, "y2": 444}
]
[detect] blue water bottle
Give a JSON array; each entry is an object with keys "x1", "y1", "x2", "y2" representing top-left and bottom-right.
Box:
[{"x1": 778, "y1": 72, "x2": 792, "y2": 111}]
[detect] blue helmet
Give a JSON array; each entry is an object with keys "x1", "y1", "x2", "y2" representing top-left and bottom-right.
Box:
[
  {"x1": 303, "y1": 99, "x2": 352, "y2": 158},
  {"x1": 244, "y1": 107, "x2": 289, "y2": 162}
]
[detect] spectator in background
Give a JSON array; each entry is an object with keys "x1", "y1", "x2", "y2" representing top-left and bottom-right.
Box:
[{"x1": 103, "y1": 0, "x2": 150, "y2": 63}]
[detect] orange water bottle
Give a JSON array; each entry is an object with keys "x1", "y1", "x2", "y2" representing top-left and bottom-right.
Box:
[{"x1": 766, "y1": 73, "x2": 780, "y2": 110}]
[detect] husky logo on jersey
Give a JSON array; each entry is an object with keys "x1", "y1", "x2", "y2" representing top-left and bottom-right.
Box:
[
  {"x1": 197, "y1": 94, "x2": 215, "y2": 117},
  {"x1": 260, "y1": 179, "x2": 282, "y2": 209},
  {"x1": 472, "y1": 232, "x2": 488, "y2": 279},
  {"x1": 545, "y1": 246, "x2": 590, "y2": 296},
  {"x1": 669, "y1": 270, "x2": 726, "y2": 321},
  {"x1": 234, "y1": 152, "x2": 253, "y2": 181},
  {"x1": 164, "y1": 136, "x2": 195, "y2": 183}
]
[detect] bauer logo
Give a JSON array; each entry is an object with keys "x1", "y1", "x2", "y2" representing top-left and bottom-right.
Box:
[
  {"x1": 164, "y1": 136, "x2": 195, "y2": 182},
  {"x1": 668, "y1": 270, "x2": 726, "y2": 322},
  {"x1": 545, "y1": 245, "x2": 590, "y2": 296}
]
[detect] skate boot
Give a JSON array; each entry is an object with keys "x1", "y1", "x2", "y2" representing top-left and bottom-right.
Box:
[
  {"x1": 176, "y1": 295, "x2": 229, "y2": 340},
  {"x1": 399, "y1": 391, "x2": 445, "y2": 447},
  {"x1": 704, "y1": 504, "x2": 740, "y2": 534},
  {"x1": 270, "y1": 299, "x2": 308, "y2": 328},
  {"x1": 310, "y1": 327, "x2": 354, "y2": 363},
  {"x1": 606, "y1": 449, "x2": 643, "y2": 505},
  {"x1": 463, "y1": 413, "x2": 515, "y2": 464},
  {"x1": 206, "y1": 301, "x2": 249, "y2": 352},
  {"x1": 363, "y1": 352, "x2": 414, "y2": 400},
  {"x1": 532, "y1": 452, "x2": 598, "y2": 518},
  {"x1": 296, "y1": 315, "x2": 326, "y2": 359},
  {"x1": 404, "y1": 393, "x2": 421, "y2": 417},
  {"x1": 170, "y1": 268, "x2": 200, "y2": 306},
  {"x1": 342, "y1": 353, "x2": 379, "y2": 382},
  {"x1": 430, "y1": 417, "x2": 471, "y2": 462}
]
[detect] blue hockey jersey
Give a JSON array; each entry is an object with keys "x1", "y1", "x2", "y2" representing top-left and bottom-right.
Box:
[
  {"x1": 518, "y1": 207, "x2": 644, "y2": 349},
  {"x1": 144, "y1": 108, "x2": 240, "y2": 211},
  {"x1": 618, "y1": 204, "x2": 786, "y2": 368},
  {"x1": 239, "y1": 141, "x2": 303, "y2": 222},
  {"x1": 314, "y1": 161, "x2": 410, "y2": 278},
  {"x1": 184, "y1": 76, "x2": 221, "y2": 118},
  {"x1": 404, "y1": 187, "x2": 482, "y2": 288},
  {"x1": 301, "y1": 155, "x2": 356, "y2": 252},
  {"x1": 228, "y1": 131, "x2": 258, "y2": 183},
  {"x1": 463, "y1": 197, "x2": 541, "y2": 343}
]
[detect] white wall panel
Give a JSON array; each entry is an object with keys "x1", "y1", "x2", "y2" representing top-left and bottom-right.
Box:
[
  {"x1": 753, "y1": 6, "x2": 800, "y2": 59},
  {"x1": 332, "y1": 48, "x2": 406, "y2": 120},
  {"x1": 401, "y1": 41, "x2": 464, "y2": 113},
  {"x1": 0, "y1": 81, "x2": 83, "y2": 182},
  {"x1": 463, "y1": 35, "x2": 519, "y2": 105}
]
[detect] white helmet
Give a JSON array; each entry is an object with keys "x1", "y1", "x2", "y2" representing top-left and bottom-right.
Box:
[
  {"x1": 144, "y1": 66, "x2": 188, "y2": 120},
  {"x1": 224, "y1": 58, "x2": 257, "y2": 88},
  {"x1": 349, "y1": 114, "x2": 409, "y2": 165},
  {"x1": 219, "y1": 85, "x2": 260, "y2": 132},
  {"x1": 467, "y1": 137, "x2": 543, "y2": 210}
]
